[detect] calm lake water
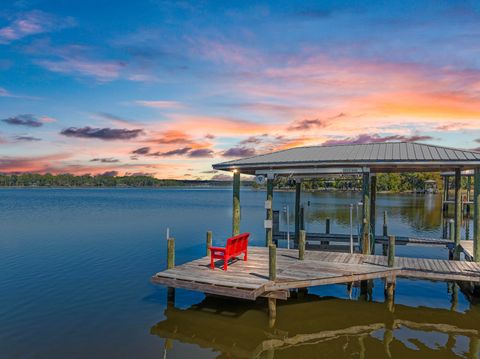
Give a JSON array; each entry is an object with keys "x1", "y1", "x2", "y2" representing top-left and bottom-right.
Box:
[{"x1": 0, "y1": 188, "x2": 478, "y2": 359}]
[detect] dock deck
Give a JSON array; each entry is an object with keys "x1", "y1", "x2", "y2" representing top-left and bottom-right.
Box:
[{"x1": 152, "y1": 247, "x2": 480, "y2": 300}]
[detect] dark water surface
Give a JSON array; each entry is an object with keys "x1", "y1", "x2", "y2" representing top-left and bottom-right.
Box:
[{"x1": 0, "y1": 188, "x2": 478, "y2": 358}]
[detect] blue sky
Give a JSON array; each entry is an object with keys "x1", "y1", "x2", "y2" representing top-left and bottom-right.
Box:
[{"x1": 1, "y1": 0, "x2": 480, "y2": 178}]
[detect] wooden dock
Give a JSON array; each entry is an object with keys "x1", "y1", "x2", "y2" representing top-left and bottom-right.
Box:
[
  {"x1": 274, "y1": 232, "x2": 454, "y2": 246},
  {"x1": 152, "y1": 246, "x2": 480, "y2": 300}
]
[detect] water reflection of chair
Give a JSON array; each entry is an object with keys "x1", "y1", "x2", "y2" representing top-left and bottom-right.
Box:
[{"x1": 151, "y1": 294, "x2": 480, "y2": 359}]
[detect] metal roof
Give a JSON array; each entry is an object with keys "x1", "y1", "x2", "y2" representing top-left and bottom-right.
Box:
[{"x1": 213, "y1": 142, "x2": 480, "y2": 175}]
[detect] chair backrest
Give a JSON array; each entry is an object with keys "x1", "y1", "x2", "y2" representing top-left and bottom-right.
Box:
[{"x1": 226, "y1": 233, "x2": 249, "y2": 255}]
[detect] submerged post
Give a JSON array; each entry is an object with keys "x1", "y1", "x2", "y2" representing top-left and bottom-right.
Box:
[
  {"x1": 383, "y1": 211, "x2": 388, "y2": 237},
  {"x1": 385, "y1": 235, "x2": 396, "y2": 313},
  {"x1": 232, "y1": 170, "x2": 240, "y2": 236},
  {"x1": 370, "y1": 175, "x2": 377, "y2": 254},
  {"x1": 388, "y1": 235, "x2": 395, "y2": 267},
  {"x1": 295, "y1": 180, "x2": 301, "y2": 242},
  {"x1": 322, "y1": 217, "x2": 330, "y2": 246},
  {"x1": 265, "y1": 175, "x2": 274, "y2": 246},
  {"x1": 269, "y1": 244, "x2": 276, "y2": 281},
  {"x1": 206, "y1": 231, "x2": 212, "y2": 256},
  {"x1": 299, "y1": 229, "x2": 306, "y2": 260},
  {"x1": 361, "y1": 172, "x2": 371, "y2": 254},
  {"x1": 385, "y1": 279, "x2": 395, "y2": 313},
  {"x1": 268, "y1": 242, "x2": 277, "y2": 329},
  {"x1": 454, "y1": 168, "x2": 461, "y2": 259},
  {"x1": 268, "y1": 298, "x2": 277, "y2": 328},
  {"x1": 382, "y1": 211, "x2": 388, "y2": 256},
  {"x1": 448, "y1": 219, "x2": 455, "y2": 260},
  {"x1": 474, "y1": 168, "x2": 480, "y2": 262},
  {"x1": 167, "y1": 237, "x2": 176, "y2": 305},
  {"x1": 167, "y1": 237, "x2": 175, "y2": 269}
]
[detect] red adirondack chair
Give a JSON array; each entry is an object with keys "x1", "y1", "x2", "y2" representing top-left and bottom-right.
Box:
[{"x1": 210, "y1": 233, "x2": 249, "y2": 271}]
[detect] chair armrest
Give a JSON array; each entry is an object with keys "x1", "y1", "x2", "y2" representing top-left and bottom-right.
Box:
[{"x1": 210, "y1": 246, "x2": 226, "y2": 253}]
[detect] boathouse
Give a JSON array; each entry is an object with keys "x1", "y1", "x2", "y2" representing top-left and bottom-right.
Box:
[{"x1": 152, "y1": 142, "x2": 480, "y2": 318}]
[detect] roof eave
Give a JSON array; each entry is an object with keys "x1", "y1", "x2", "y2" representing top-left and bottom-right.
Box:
[{"x1": 212, "y1": 160, "x2": 480, "y2": 174}]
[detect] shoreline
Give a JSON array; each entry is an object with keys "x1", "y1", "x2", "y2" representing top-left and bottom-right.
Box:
[{"x1": 0, "y1": 185, "x2": 440, "y2": 194}]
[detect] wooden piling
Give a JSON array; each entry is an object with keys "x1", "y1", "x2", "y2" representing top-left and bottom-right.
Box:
[
  {"x1": 443, "y1": 175, "x2": 449, "y2": 212},
  {"x1": 474, "y1": 168, "x2": 480, "y2": 262},
  {"x1": 370, "y1": 175, "x2": 377, "y2": 254},
  {"x1": 295, "y1": 180, "x2": 301, "y2": 242},
  {"x1": 265, "y1": 177, "x2": 274, "y2": 246},
  {"x1": 362, "y1": 172, "x2": 371, "y2": 255},
  {"x1": 206, "y1": 231, "x2": 212, "y2": 257},
  {"x1": 449, "y1": 219, "x2": 454, "y2": 241},
  {"x1": 448, "y1": 219, "x2": 455, "y2": 260},
  {"x1": 300, "y1": 206, "x2": 305, "y2": 231},
  {"x1": 269, "y1": 244, "x2": 276, "y2": 281},
  {"x1": 382, "y1": 244, "x2": 388, "y2": 256},
  {"x1": 167, "y1": 237, "x2": 175, "y2": 269},
  {"x1": 454, "y1": 168, "x2": 461, "y2": 259},
  {"x1": 322, "y1": 218, "x2": 330, "y2": 245},
  {"x1": 387, "y1": 235, "x2": 395, "y2": 267},
  {"x1": 299, "y1": 229, "x2": 306, "y2": 260},
  {"x1": 359, "y1": 280, "x2": 373, "y2": 302},
  {"x1": 450, "y1": 282, "x2": 458, "y2": 312},
  {"x1": 167, "y1": 287, "x2": 175, "y2": 307},
  {"x1": 383, "y1": 211, "x2": 388, "y2": 237},
  {"x1": 167, "y1": 237, "x2": 176, "y2": 309},
  {"x1": 232, "y1": 171, "x2": 241, "y2": 236},
  {"x1": 382, "y1": 212, "x2": 388, "y2": 256}
]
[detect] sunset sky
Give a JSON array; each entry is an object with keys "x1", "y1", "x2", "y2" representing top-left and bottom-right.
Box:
[{"x1": 1, "y1": 1, "x2": 480, "y2": 179}]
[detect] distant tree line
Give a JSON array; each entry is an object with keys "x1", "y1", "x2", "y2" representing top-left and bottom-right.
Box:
[
  {"x1": 0, "y1": 173, "x2": 234, "y2": 187},
  {"x1": 1, "y1": 172, "x2": 469, "y2": 192},
  {"x1": 253, "y1": 172, "x2": 450, "y2": 193}
]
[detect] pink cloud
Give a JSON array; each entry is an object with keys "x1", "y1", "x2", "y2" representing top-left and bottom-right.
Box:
[
  {"x1": 189, "y1": 38, "x2": 263, "y2": 67},
  {"x1": 40, "y1": 116, "x2": 56, "y2": 123},
  {"x1": 36, "y1": 58, "x2": 125, "y2": 82},
  {"x1": 0, "y1": 10, "x2": 75, "y2": 44},
  {"x1": 164, "y1": 114, "x2": 274, "y2": 137},
  {"x1": 322, "y1": 134, "x2": 434, "y2": 146},
  {"x1": 0, "y1": 87, "x2": 12, "y2": 97},
  {"x1": 135, "y1": 100, "x2": 184, "y2": 109}
]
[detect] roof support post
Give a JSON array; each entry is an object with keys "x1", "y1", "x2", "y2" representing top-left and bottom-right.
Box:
[
  {"x1": 265, "y1": 174, "x2": 274, "y2": 247},
  {"x1": 362, "y1": 172, "x2": 371, "y2": 255},
  {"x1": 443, "y1": 175, "x2": 449, "y2": 212},
  {"x1": 467, "y1": 174, "x2": 472, "y2": 203},
  {"x1": 232, "y1": 171, "x2": 240, "y2": 236},
  {"x1": 370, "y1": 175, "x2": 377, "y2": 254},
  {"x1": 295, "y1": 180, "x2": 302, "y2": 243},
  {"x1": 474, "y1": 168, "x2": 480, "y2": 262},
  {"x1": 454, "y1": 169, "x2": 461, "y2": 259}
]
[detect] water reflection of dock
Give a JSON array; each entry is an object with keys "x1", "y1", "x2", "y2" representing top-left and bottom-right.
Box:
[{"x1": 151, "y1": 295, "x2": 480, "y2": 358}]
